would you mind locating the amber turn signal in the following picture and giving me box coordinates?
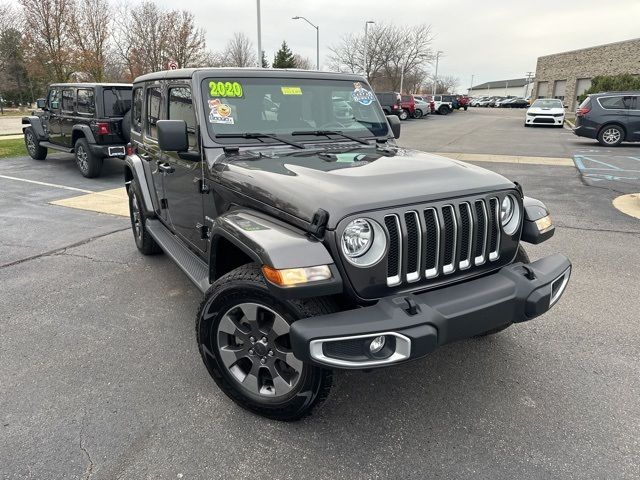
[262,265,332,287]
[535,215,553,234]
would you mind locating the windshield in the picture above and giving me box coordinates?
[531,99,563,109]
[103,88,132,117]
[201,77,389,143]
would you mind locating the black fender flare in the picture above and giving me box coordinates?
[210,210,342,298]
[124,154,156,216]
[521,196,555,244]
[21,116,46,140]
[71,125,96,145]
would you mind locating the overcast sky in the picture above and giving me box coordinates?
[9,0,640,91]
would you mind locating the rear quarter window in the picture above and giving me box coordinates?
[103,88,133,117]
[77,89,95,115]
[598,96,625,110]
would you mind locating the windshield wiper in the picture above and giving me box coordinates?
[291,130,370,146]
[216,132,305,149]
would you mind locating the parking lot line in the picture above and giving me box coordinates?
[49,187,129,217]
[439,152,574,166]
[0,173,95,194]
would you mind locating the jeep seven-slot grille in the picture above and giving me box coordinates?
[384,198,501,286]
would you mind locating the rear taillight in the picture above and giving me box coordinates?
[576,107,591,117]
[126,143,134,156]
[96,122,110,135]
[392,104,398,110]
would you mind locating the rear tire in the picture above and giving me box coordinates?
[24,127,47,160]
[196,263,338,421]
[597,125,624,147]
[121,110,132,143]
[414,109,423,119]
[439,106,450,115]
[74,137,103,178]
[475,245,530,337]
[399,109,409,120]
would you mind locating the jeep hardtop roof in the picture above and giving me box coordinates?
[133,68,366,85]
[48,83,132,88]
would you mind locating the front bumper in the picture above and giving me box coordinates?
[525,115,564,126]
[290,254,571,369]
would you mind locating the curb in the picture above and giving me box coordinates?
[613,193,640,220]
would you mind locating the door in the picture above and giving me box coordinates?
[164,84,207,252]
[46,88,63,145]
[626,96,640,140]
[141,85,167,221]
[60,88,75,147]
[598,95,629,130]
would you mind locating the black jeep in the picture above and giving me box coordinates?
[22,83,132,177]
[124,68,571,421]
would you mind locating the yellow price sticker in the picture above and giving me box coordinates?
[281,86,302,95]
[209,80,244,98]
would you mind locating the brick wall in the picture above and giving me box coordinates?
[532,38,640,111]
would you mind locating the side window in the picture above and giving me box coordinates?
[77,89,95,115]
[599,96,625,109]
[61,89,75,112]
[48,89,61,110]
[622,96,634,109]
[633,96,640,110]
[146,87,162,139]
[132,87,142,133]
[168,86,196,148]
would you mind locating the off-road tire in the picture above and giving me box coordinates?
[74,137,103,178]
[24,127,47,160]
[127,180,161,255]
[196,263,338,421]
[438,106,450,115]
[399,109,409,120]
[121,110,132,143]
[475,245,531,337]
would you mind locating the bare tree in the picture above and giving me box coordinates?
[292,53,312,70]
[422,75,460,94]
[165,10,207,68]
[327,23,434,92]
[222,32,256,67]
[19,0,76,82]
[70,0,110,81]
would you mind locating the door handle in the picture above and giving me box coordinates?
[158,163,175,174]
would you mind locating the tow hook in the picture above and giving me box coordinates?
[393,296,420,316]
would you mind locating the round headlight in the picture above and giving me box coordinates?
[501,196,514,225]
[341,218,373,258]
[501,194,521,236]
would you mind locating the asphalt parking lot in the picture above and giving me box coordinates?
[1,109,639,479]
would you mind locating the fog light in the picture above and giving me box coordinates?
[369,336,386,354]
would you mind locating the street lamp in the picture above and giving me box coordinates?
[292,16,319,70]
[432,50,443,95]
[364,20,375,80]
[256,0,262,67]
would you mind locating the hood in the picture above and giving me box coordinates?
[210,146,515,229]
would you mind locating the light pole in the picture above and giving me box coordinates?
[432,50,443,94]
[364,20,375,80]
[292,16,319,70]
[256,0,262,67]
[469,74,474,95]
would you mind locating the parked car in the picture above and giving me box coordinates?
[504,98,529,109]
[124,67,570,420]
[22,83,132,177]
[573,92,640,146]
[400,94,416,120]
[432,94,454,115]
[525,98,565,127]
[494,97,515,108]
[471,97,489,107]
[456,96,469,110]
[477,97,494,107]
[375,91,403,118]
[412,96,430,118]
[415,94,436,114]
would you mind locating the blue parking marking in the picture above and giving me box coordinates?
[573,154,640,185]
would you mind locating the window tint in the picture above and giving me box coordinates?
[48,89,61,110]
[77,89,95,114]
[146,87,162,138]
[61,89,74,112]
[103,88,133,117]
[169,87,196,148]
[132,88,142,133]
[598,96,626,109]
[633,96,640,110]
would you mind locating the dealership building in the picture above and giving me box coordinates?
[531,37,640,111]
[468,78,534,98]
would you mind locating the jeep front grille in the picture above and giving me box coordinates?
[384,198,502,286]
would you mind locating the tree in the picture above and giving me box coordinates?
[222,32,256,67]
[70,0,110,81]
[261,50,269,68]
[422,75,459,94]
[292,53,312,70]
[272,41,296,68]
[0,28,32,104]
[165,10,208,68]
[578,74,640,103]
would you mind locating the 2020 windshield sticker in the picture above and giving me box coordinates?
[208,99,235,125]
[351,82,375,105]
[281,86,302,95]
[209,80,243,98]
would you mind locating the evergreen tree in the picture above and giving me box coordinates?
[272,41,296,68]
[261,50,269,68]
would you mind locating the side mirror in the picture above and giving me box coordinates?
[36,98,46,109]
[386,114,401,139]
[157,120,189,152]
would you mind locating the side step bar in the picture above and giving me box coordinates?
[39,141,74,153]
[145,219,210,293]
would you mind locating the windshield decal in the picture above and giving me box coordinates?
[281,86,302,95]
[208,99,235,124]
[209,80,244,98]
[351,82,375,106]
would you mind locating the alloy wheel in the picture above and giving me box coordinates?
[216,302,303,398]
[130,191,142,240]
[76,145,89,173]
[25,131,36,155]
[602,128,621,145]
